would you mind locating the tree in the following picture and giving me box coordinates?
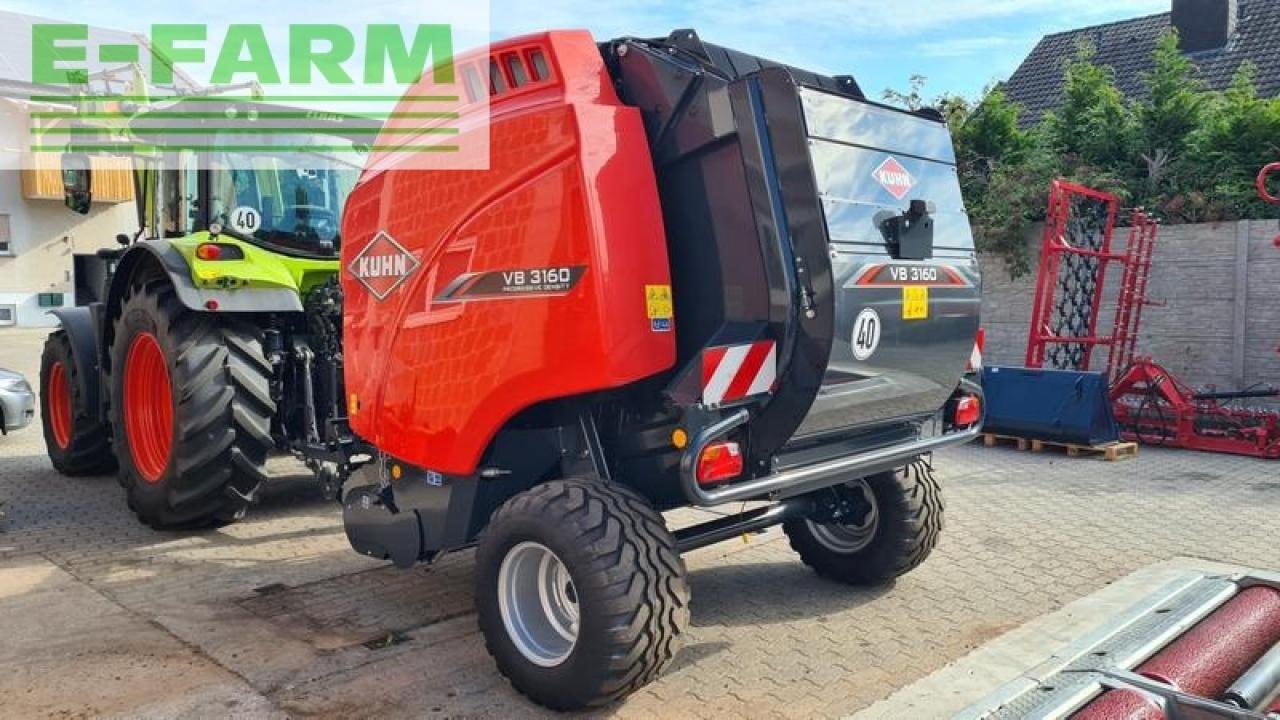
[1045,41,1137,168]
[1186,63,1280,220]
[1135,30,1205,200]
[955,87,1027,168]
[882,74,928,110]
[1137,30,1204,161]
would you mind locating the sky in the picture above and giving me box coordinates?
[1,0,1173,101]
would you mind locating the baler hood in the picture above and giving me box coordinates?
[608,30,980,464]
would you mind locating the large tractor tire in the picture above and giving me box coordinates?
[784,459,943,586]
[109,278,276,530]
[40,330,116,475]
[474,479,690,711]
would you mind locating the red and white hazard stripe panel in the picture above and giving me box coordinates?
[701,341,777,407]
[966,328,985,373]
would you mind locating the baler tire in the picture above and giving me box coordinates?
[40,330,117,476]
[785,459,943,586]
[109,279,276,530]
[474,478,690,711]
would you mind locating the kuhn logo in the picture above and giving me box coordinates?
[348,231,420,301]
[872,156,915,200]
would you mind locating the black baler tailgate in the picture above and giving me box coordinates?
[793,88,980,439]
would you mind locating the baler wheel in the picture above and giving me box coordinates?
[474,478,690,711]
[40,330,117,475]
[784,459,943,585]
[110,278,275,529]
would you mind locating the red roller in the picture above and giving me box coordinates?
[1074,586,1280,720]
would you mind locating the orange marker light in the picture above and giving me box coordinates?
[671,428,689,449]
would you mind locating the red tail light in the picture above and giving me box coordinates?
[955,395,981,428]
[696,441,743,486]
[195,243,245,261]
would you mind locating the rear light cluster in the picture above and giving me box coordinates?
[695,441,743,486]
[954,395,981,428]
[195,243,245,261]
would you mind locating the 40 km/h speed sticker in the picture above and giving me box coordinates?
[229,206,262,235]
[852,308,881,361]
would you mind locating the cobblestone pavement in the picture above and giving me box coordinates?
[1,327,1277,718]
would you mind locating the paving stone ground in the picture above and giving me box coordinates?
[1,327,1276,719]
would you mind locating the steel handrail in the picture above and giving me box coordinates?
[679,383,984,507]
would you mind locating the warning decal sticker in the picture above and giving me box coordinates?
[646,284,674,331]
[902,286,929,320]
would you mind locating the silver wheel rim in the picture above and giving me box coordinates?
[497,541,579,667]
[806,480,879,553]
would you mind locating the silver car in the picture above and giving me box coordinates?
[0,368,35,434]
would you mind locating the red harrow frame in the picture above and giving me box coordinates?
[1025,178,1280,459]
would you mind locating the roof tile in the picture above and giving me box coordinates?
[1004,0,1280,126]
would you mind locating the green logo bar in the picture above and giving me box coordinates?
[23,17,488,169]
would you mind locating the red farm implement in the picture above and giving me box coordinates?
[1025,179,1280,459]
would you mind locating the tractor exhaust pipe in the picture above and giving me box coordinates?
[674,497,815,553]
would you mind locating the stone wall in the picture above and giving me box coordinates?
[980,219,1280,394]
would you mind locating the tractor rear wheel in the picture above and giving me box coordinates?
[474,479,690,711]
[784,459,943,585]
[40,330,116,475]
[109,278,276,529]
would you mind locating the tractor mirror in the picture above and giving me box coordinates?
[61,153,93,215]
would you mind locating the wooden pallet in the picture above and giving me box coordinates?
[982,433,1138,461]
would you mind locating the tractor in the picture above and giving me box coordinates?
[42,29,984,710]
[41,98,372,527]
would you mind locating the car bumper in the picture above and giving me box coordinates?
[1,388,36,433]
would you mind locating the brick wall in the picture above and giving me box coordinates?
[980,219,1280,395]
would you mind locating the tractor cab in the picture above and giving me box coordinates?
[58,99,371,260]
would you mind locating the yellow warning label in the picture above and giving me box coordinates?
[903,286,929,320]
[646,285,674,319]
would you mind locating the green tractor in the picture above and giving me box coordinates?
[41,99,371,528]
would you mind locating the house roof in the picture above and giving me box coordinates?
[1003,0,1280,127]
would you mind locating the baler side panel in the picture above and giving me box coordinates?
[343,32,674,475]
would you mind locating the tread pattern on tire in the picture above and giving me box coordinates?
[111,279,275,529]
[40,330,117,475]
[476,478,690,710]
[785,458,944,585]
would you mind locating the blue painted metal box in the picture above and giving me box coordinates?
[981,366,1120,446]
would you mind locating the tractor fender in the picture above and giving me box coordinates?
[108,240,305,314]
[48,305,104,420]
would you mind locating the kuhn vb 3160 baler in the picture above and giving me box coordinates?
[45,29,982,709]
[338,29,983,708]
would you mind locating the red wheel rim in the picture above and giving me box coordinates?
[123,332,173,484]
[48,361,73,450]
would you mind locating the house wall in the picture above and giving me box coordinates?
[0,102,137,328]
[981,219,1280,395]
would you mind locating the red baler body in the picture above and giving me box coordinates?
[341,31,675,474]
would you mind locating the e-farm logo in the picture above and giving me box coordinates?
[32,24,455,88]
[23,18,490,170]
